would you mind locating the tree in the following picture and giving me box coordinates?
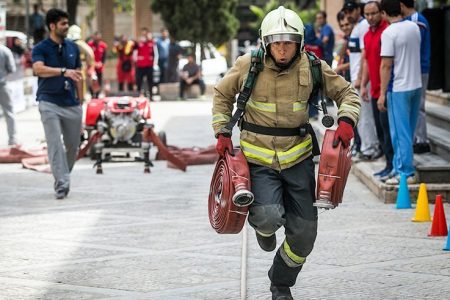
[67,0,79,25]
[151,0,239,46]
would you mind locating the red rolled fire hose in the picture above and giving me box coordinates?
[209,149,251,234]
[315,129,352,209]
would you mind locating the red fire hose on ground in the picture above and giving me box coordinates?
[0,128,217,173]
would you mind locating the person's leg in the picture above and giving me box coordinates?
[0,84,17,145]
[38,101,70,192]
[380,109,394,171]
[248,163,285,236]
[409,88,422,142]
[149,66,154,98]
[127,83,134,92]
[60,105,82,173]
[145,66,154,98]
[357,96,379,157]
[158,59,166,84]
[118,82,124,91]
[268,158,318,288]
[414,74,429,144]
[388,90,416,177]
[179,79,187,99]
[371,97,383,147]
[198,79,206,95]
[387,92,399,175]
[136,67,144,94]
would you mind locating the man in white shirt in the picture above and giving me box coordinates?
[344,0,380,160]
[379,0,422,185]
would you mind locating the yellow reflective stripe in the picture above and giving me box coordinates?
[212,113,231,124]
[240,140,274,164]
[248,99,276,112]
[283,240,306,264]
[293,101,307,112]
[338,103,359,116]
[277,137,312,165]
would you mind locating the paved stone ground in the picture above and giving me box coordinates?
[1,100,449,300]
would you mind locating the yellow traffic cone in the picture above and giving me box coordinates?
[412,183,431,222]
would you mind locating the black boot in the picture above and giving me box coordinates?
[270,283,293,300]
[256,231,276,252]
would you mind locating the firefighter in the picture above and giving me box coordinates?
[212,6,360,299]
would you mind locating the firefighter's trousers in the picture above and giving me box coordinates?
[248,157,318,287]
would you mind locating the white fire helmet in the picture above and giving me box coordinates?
[260,6,305,53]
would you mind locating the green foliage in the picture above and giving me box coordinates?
[114,0,134,13]
[249,0,319,35]
[151,0,239,46]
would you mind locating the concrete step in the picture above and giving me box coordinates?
[311,119,450,204]
[415,152,450,183]
[426,101,450,129]
[428,123,450,161]
[352,159,450,204]
[426,90,450,106]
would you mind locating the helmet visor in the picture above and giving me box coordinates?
[264,33,302,46]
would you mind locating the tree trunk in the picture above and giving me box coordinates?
[67,0,79,25]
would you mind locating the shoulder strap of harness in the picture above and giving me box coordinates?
[306,51,323,103]
[223,48,264,135]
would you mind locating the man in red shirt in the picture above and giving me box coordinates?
[361,1,393,178]
[134,28,157,99]
[88,32,107,98]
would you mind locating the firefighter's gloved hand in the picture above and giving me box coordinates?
[216,134,233,156]
[333,119,354,148]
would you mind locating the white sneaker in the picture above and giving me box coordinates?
[385,175,416,185]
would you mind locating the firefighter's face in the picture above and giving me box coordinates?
[269,41,297,66]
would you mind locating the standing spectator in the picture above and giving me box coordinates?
[167,36,182,83]
[156,29,170,84]
[304,24,323,59]
[113,35,135,92]
[400,0,431,154]
[315,11,335,67]
[379,0,421,185]
[0,41,17,146]
[32,8,83,199]
[360,1,394,179]
[344,0,380,160]
[134,28,158,98]
[29,4,46,44]
[334,11,353,82]
[336,11,360,156]
[88,32,107,98]
[179,54,205,100]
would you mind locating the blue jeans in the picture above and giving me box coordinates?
[387,88,421,177]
